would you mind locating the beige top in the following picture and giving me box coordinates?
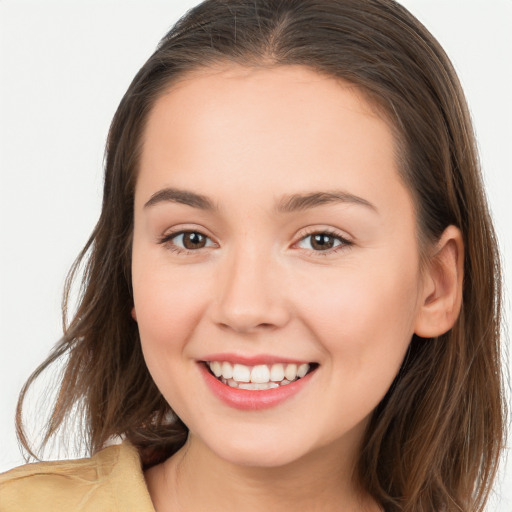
[0,442,155,512]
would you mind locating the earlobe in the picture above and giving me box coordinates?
[131,307,138,322]
[414,225,464,338]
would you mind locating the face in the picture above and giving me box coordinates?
[132,64,427,469]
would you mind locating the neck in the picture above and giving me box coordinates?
[145,433,379,512]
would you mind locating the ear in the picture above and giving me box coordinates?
[131,306,138,322]
[414,225,464,338]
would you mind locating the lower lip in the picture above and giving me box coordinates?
[199,363,315,410]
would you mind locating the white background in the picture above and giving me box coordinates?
[0,1,511,509]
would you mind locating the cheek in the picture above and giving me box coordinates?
[132,262,208,364]
[132,267,212,412]
[295,261,422,430]
[297,258,421,365]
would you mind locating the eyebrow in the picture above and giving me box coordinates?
[144,188,217,210]
[275,190,377,214]
[144,187,377,214]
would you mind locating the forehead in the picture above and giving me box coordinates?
[148,64,386,135]
[136,64,409,219]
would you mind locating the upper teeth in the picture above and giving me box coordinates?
[207,361,310,384]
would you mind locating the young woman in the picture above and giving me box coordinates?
[0,1,506,511]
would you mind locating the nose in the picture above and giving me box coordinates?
[210,243,291,334]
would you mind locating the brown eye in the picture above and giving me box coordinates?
[310,233,336,250]
[173,231,207,250]
[181,232,207,249]
[159,230,216,254]
[296,230,351,255]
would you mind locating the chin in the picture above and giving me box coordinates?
[195,424,321,469]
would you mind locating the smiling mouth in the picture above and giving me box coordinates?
[203,361,319,390]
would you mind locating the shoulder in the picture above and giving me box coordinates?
[0,442,155,512]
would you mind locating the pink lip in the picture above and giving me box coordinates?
[198,362,316,411]
[200,353,310,366]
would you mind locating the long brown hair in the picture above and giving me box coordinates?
[17,1,505,510]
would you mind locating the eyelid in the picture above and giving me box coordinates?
[292,227,353,256]
[158,227,218,255]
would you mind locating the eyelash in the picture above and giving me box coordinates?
[158,228,352,257]
[296,228,353,256]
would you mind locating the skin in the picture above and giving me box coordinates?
[131,64,464,511]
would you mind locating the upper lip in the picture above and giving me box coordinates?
[199,353,315,366]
